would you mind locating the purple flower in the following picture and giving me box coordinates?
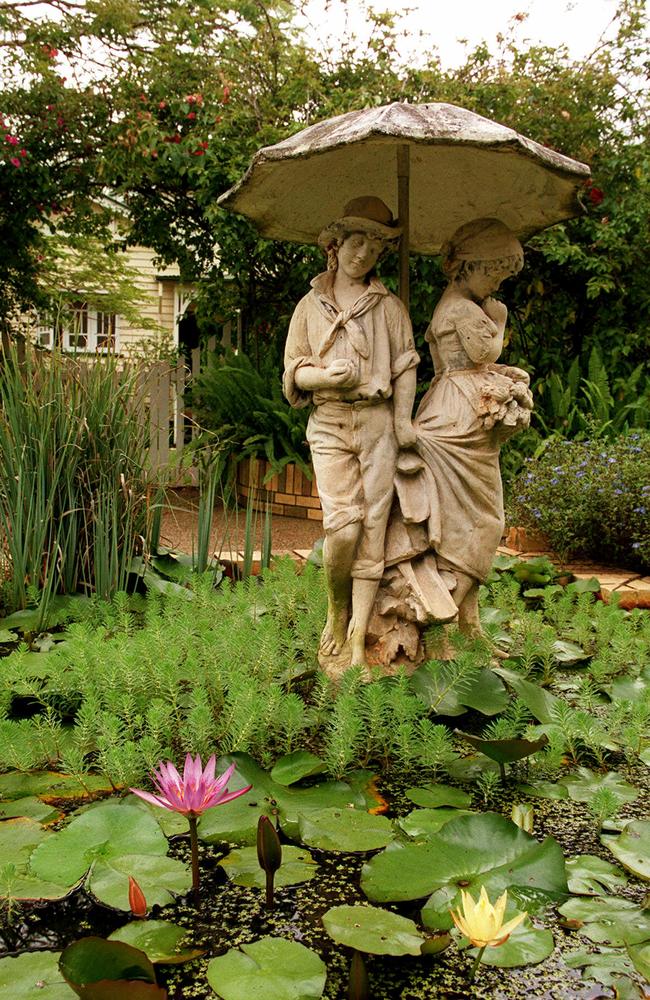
[632,542,640,550]
[132,755,252,905]
[634,506,647,514]
[131,754,251,818]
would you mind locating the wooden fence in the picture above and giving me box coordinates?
[133,339,219,476]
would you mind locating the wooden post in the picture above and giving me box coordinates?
[397,144,410,310]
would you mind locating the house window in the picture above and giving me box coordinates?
[36,301,118,352]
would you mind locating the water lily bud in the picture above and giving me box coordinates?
[257,814,282,875]
[128,876,147,918]
[511,803,534,833]
[347,950,369,1000]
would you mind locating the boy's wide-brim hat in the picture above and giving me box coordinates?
[318,196,402,248]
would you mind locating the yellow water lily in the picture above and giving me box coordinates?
[450,886,527,948]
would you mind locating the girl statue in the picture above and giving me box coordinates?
[368,218,534,666]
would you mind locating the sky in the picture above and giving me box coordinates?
[296,0,628,68]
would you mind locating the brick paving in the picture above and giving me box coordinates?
[162,489,650,608]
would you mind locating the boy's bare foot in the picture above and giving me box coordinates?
[320,606,349,656]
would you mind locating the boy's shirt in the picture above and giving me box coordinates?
[284,271,418,408]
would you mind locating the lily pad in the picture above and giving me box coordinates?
[206,937,326,1000]
[627,940,650,982]
[493,668,561,724]
[271,752,327,786]
[199,754,374,846]
[0,871,74,901]
[0,628,17,643]
[219,845,317,888]
[87,853,191,910]
[297,807,393,852]
[0,816,50,865]
[609,666,650,702]
[404,785,472,809]
[516,781,568,801]
[558,896,650,946]
[361,813,567,926]
[29,801,189,908]
[552,639,589,665]
[0,596,91,633]
[602,820,650,881]
[0,820,73,900]
[455,731,548,767]
[399,808,475,838]
[560,768,638,805]
[446,756,500,782]
[411,664,508,716]
[127,795,189,838]
[0,796,62,824]
[565,947,637,988]
[468,919,554,968]
[0,951,71,998]
[109,921,205,964]
[0,951,76,1000]
[31,802,169,887]
[322,904,425,956]
[59,937,163,998]
[0,770,114,802]
[566,855,628,895]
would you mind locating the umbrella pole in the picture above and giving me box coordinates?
[397,144,410,309]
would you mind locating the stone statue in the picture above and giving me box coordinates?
[367,218,534,668]
[283,196,419,674]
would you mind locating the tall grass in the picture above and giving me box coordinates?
[0,345,152,618]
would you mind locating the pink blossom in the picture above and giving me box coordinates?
[10,156,20,167]
[6,135,18,145]
[130,754,251,818]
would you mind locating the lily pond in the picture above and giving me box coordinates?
[0,555,649,999]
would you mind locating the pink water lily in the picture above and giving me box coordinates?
[131,755,251,817]
[131,755,252,905]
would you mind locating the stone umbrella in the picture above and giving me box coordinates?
[217,101,591,308]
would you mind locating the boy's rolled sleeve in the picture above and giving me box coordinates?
[389,298,419,379]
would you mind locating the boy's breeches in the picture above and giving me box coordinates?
[306,399,398,581]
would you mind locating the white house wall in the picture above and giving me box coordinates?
[117,245,184,355]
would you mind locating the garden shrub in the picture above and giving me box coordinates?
[0,347,155,614]
[507,431,650,570]
[190,351,311,476]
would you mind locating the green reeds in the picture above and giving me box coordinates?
[0,345,152,617]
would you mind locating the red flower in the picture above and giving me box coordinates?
[19,148,27,157]
[10,156,21,167]
[186,111,196,120]
[192,148,205,156]
[158,100,167,110]
[6,135,18,145]
[128,876,147,918]
[589,186,604,205]
[223,85,230,102]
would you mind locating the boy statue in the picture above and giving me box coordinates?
[283,196,419,672]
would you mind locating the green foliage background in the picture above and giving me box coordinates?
[1,0,648,432]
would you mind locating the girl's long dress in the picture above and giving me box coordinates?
[381,296,532,623]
